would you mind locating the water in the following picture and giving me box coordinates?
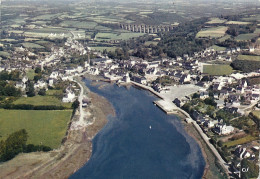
[70,80,205,179]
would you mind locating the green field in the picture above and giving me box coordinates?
[203,64,233,76]
[210,45,226,51]
[237,55,260,61]
[196,26,228,38]
[96,32,145,41]
[26,69,36,80]
[206,18,226,24]
[144,41,158,46]
[13,95,72,109]
[218,35,231,42]
[90,46,117,52]
[242,14,260,22]
[60,20,98,29]
[22,42,45,49]
[235,33,259,41]
[224,135,258,148]
[0,51,10,58]
[0,109,72,148]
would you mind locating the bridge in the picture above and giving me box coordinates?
[119,24,176,33]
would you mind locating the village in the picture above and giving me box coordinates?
[0,33,259,178]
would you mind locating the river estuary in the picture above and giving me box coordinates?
[70,79,205,179]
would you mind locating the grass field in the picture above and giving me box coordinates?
[22,43,45,49]
[26,69,36,80]
[0,51,10,58]
[242,14,260,22]
[203,64,233,76]
[225,21,251,25]
[224,135,258,148]
[206,18,226,24]
[235,33,259,41]
[196,26,228,38]
[218,35,231,42]
[13,95,72,109]
[0,109,72,148]
[96,32,145,41]
[210,45,226,51]
[90,46,117,52]
[60,20,97,29]
[252,111,260,119]
[237,55,260,61]
[144,41,158,46]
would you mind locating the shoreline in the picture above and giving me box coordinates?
[122,80,229,179]
[0,75,227,179]
[0,75,115,179]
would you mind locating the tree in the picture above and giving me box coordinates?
[38,88,46,96]
[0,129,28,161]
[34,67,41,74]
[72,99,80,110]
[26,81,35,97]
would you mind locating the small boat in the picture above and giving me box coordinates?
[149,125,152,129]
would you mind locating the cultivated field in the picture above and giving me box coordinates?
[196,26,228,38]
[95,32,145,41]
[203,64,233,76]
[0,109,72,149]
[235,33,259,41]
[225,21,251,25]
[206,18,226,24]
[13,95,72,109]
[210,45,226,51]
[22,43,45,49]
[224,135,258,148]
[237,55,260,61]
[218,35,231,42]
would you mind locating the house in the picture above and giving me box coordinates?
[132,76,147,85]
[179,74,191,84]
[34,80,47,89]
[22,76,28,83]
[50,71,59,79]
[15,81,26,91]
[62,89,76,103]
[200,91,209,99]
[203,120,215,128]
[249,46,255,52]
[123,73,131,83]
[234,146,251,159]
[173,98,181,107]
[213,123,234,135]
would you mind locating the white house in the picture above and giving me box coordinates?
[15,82,26,91]
[214,124,234,135]
[62,90,76,103]
[50,71,59,79]
[34,80,47,89]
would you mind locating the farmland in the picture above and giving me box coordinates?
[235,33,259,41]
[224,135,258,148]
[237,55,260,61]
[218,35,231,42]
[206,18,226,24]
[225,21,251,25]
[210,45,226,51]
[22,43,45,49]
[235,28,260,41]
[196,26,228,38]
[203,64,233,76]
[0,109,72,149]
[13,95,72,109]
